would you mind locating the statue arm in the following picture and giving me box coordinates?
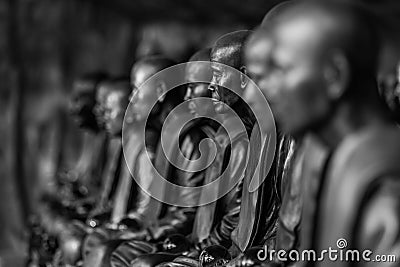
[147,136,206,242]
[119,151,157,231]
[199,140,248,250]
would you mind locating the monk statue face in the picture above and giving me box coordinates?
[208,31,251,114]
[184,83,213,117]
[379,61,400,122]
[103,90,129,136]
[129,63,165,122]
[94,83,111,129]
[184,62,214,117]
[208,62,242,114]
[244,31,275,118]
[69,79,98,131]
[268,15,332,137]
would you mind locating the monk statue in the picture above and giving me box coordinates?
[266,1,400,267]
[30,72,112,266]
[56,78,131,265]
[41,72,109,222]
[59,72,110,216]
[81,57,177,267]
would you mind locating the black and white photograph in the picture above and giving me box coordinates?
[0,0,399,266]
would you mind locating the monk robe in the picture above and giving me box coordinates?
[259,136,327,267]
[292,137,328,267]
[39,131,109,236]
[89,137,124,220]
[144,111,253,267]
[189,116,250,251]
[109,118,219,267]
[311,124,400,267]
[228,124,294,264]
[49,131,107,200]
[56,136,123,265]
[64,130,109,199]
[81,122,160,265]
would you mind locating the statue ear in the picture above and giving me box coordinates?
[240,66,248,89]
[324,50,350,101]
[156,81,167,102]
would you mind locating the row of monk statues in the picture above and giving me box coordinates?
[29,1,400,267]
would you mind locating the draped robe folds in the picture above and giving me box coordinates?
[141,116,252,267]
[72,131,109,194]
[110,122,160,225]
[190,115,249,250]
[56,137,122,265]
[92,137,123,216]
[109,119,220,267]
[230,122,294,254]
[81,122,160,265]
[38,131,109,236]
[269,136,328,267]
[146,120,218,241]
[311,125,400,267]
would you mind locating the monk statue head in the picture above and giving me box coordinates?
[128,55,177,123]
[103,78,131,137]
[244,1,296,125]
[267,1,382,140]
[69,72,108,132]
[209,30,251,114]
[94,79,114,130]
[184,48,215,117]
[378,60,400,123]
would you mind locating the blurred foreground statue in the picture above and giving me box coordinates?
[264,1,400,266]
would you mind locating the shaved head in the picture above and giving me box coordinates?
[208,31,252,114]
[102,77,131,136]
[185,48,213,116]
[70,72,108,130]
[133,56,175,73]
[266,0,383,137]
[244,27,273,85]
[245,0,295,91]
[130,55,176,90]
[129,55,185,122]
[189,48,211,62]
[186,48,212,82]
[273,1,380,85]
[211,30,251,70]
[101,77,131,98]
[261,1,295,27]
